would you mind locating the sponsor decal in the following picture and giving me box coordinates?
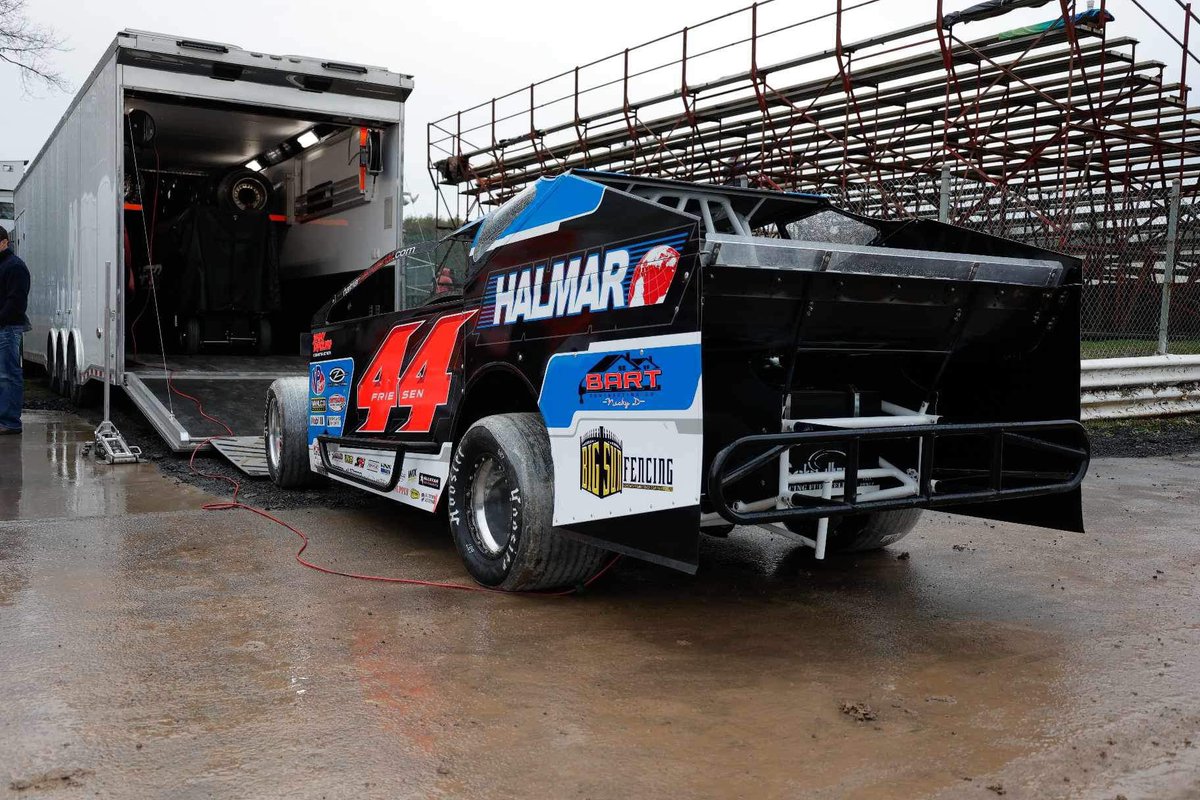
[420,491,438,504]
[480,232,688,328]
[309,358,355,439]
[366,459,381,473]
[627,245,679,308]
[578,352,662,409]
[312,331,333,355]
[309,414,326,426]
[343,454,354,465]
[580,426,624,499]
[410,488,420,500]
[407,468,417,480]
[380,463,392,476]
[789,449,877,493]
[540,340,701,428]
[579,426,674,499]
[624,455,674,493]
[355,456,366,468]
[419,473,441,490]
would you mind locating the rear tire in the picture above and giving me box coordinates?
[264,377,317,488]
[786,509,921,553]
[447,412,608,591]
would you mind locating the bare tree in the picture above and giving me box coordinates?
[0,0,66,92]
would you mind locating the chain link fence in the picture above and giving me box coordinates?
[811,173,1195,359]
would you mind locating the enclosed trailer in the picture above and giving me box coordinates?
[15,30,412,463]
[0,161,24,231]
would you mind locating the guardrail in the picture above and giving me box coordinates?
[1080,355,1200,420]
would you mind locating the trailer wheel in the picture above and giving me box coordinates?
[47,334,62,394]
[183,317,202,355]
[65,340,99,408]
[52,338,67,396]
[447,413,608,591]
[264,377,317,489]
[787,509,922,553]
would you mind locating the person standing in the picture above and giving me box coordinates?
[0,226,30,435]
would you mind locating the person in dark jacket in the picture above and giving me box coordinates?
[0,226,30,434]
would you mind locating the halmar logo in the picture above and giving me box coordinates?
[480,232,688,328]
[580,426,624,499]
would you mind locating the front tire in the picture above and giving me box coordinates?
[447,413,607,591]
[264,377,317,488]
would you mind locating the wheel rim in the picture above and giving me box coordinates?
[469,456,512,557]
[267,396,283,472]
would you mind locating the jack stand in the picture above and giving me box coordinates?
[88,420,141,465]
[84,259,141,466]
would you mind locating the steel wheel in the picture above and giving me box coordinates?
[469,456,513,557]
[266,394,284,474]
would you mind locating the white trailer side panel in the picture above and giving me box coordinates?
[18,53,120,379]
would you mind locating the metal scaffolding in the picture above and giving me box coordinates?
[429,0,1200,357]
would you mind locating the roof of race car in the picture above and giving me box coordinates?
[460,170,832,257]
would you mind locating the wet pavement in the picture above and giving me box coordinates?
[1,411,1198,799]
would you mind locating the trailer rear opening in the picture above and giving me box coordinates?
[16,31,413,464]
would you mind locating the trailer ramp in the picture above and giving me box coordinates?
[124,355,305,475]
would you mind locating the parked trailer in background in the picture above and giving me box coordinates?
[0,161,24,232]
[15,30,413,467]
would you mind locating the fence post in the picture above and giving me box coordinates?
[1157,180,1183,355]
[939,165,951,223]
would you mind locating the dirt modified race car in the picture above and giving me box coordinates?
[264,170,1090,590]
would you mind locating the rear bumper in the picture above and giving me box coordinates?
[707,420,1089,526]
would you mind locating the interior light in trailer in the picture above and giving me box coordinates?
[297,130,320,149]
[245,159,263,172]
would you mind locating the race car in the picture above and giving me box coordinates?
[264,170,1090,590]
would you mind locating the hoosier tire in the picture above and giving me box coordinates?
[264,377,318,488]
[447,412,608,591]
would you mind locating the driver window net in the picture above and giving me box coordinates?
[473,184,537,257]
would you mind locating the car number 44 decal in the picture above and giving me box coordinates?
[356,310,478,434]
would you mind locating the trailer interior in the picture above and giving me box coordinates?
[119,94,404,458]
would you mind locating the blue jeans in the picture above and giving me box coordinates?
[0,325,23,431]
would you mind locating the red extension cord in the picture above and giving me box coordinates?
[165,372,620,596]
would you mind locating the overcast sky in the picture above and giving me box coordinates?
[3,0,1186,216]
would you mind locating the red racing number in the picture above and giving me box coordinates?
[356,310,478,434]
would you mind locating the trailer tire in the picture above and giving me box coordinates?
[447,412,608,591]
[787,509,922,553]
[66,339,99,408]
[47,334,62,394]
[183,317,202,355]
[264,377,317,489]
[216,168,272,214]
[52,337,67,396]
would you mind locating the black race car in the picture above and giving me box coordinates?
[264,170,1089,590]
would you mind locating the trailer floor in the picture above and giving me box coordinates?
[2,407,1199,799]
